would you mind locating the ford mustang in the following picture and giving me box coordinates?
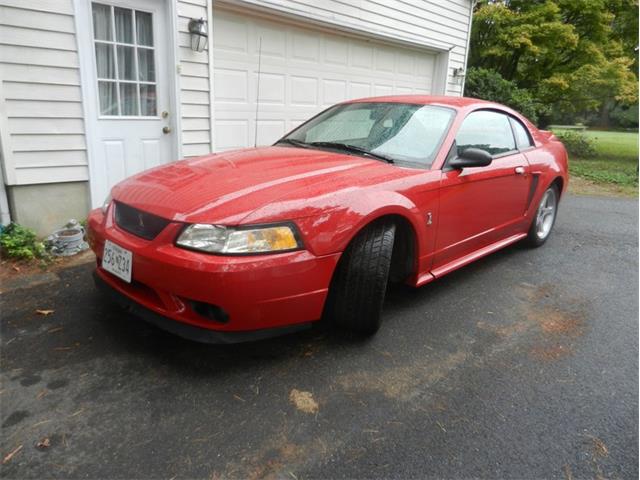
[87,96,568,343]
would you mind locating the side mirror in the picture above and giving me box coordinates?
[448,148,492,169]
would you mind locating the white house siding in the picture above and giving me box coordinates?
[222,0,472,97]
[177,0,213,157]
[0,0,89,186]
[0,0,471,233]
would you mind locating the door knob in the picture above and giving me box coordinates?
[514,166,525,175]
[162,126,171,134]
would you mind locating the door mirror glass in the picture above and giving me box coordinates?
[449,148,493,169]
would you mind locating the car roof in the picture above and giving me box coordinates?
[345,95,499,110]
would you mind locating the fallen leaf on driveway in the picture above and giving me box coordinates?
[36,437,50,449]
[2,444,22,464]
[36,309,54,316]
[289,389,318,414]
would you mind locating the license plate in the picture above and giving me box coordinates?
[102,240,132,283]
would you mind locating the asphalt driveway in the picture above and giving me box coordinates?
[1,194,638,479]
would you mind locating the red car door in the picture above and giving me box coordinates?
[432,110,532,272]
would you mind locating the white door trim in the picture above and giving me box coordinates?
[73,0,181,207]
[167,0,184,158]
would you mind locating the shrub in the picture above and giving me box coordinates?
[554,131,597,158]
[0,223,49,261]
[609,104,639,129]
[464,67,550,124]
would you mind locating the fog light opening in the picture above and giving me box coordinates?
[191,301,230,324]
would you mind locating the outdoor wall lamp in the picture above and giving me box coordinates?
[452,67,465,78]
[188,18,208,52]
[452,67,466,85]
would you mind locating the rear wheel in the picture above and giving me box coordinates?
[324,220,396,335]
[525,185,559,247]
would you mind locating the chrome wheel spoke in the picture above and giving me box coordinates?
[535,188,557,240]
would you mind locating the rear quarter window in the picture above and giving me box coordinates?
[510,117,534,149]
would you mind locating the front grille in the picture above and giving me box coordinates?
[114,202,170,240]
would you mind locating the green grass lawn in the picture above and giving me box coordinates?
[553,129,638,195]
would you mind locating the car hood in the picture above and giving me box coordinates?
[110,146,400,224]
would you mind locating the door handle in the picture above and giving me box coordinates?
[514,166,525,175]
[162,126,171,134]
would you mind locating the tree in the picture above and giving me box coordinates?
[467,0,639,126]
[464,67,549,122]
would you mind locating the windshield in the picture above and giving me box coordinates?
[278,102,455,168]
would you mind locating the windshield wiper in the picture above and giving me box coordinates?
[275,138,310,148]
[308,141,395,164]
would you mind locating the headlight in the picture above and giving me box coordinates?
[101,193,112,214]
[176,223,302,254]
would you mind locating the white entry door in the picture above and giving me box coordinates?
[85,0,176,206]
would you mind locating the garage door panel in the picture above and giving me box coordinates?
[213,13,248,52]
[214,68,248,103]
[291,32,320,62]
[375,47,396,73]
[215,119,249,151]
[256,26,286,58]
[396,85,414,94]
[322,79,348,105]
[258,72,286,105]
[397,52,416,75]
[416,55,435,76]
[349,81,372,99]
[324,38,348,65]
[350,43,374,69]
[212,9,437,149]
[290,76,318,106]
[256,119,286,145]
[374,84,394,96]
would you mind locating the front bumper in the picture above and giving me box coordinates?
[93,271,311,343]
[87,207,340,341]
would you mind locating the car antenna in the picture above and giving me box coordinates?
[254,36,262,148]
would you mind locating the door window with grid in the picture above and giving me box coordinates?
[92,3,157,117]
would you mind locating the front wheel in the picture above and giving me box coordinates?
[324,220,396,335]
[525,184,559,247]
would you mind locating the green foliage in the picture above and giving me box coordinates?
[0,223,49,261]
[464,67,549,123]
[571,160,638,186]
[559,129,639,189]
[468,0,639,125]
[554,130,597,157]
[609,104,639,128]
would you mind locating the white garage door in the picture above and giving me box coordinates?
[212,9,438,151]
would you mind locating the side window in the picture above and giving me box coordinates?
[456,111,516,156]
[510,117,533,149]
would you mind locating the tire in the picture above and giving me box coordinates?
[324,220,396,335]
[525,184,559,247]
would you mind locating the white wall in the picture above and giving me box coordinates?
[0,0,215,190]
[177,0,214,157]
[0,0,90,186]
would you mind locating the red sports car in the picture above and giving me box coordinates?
[87,96,568,343]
